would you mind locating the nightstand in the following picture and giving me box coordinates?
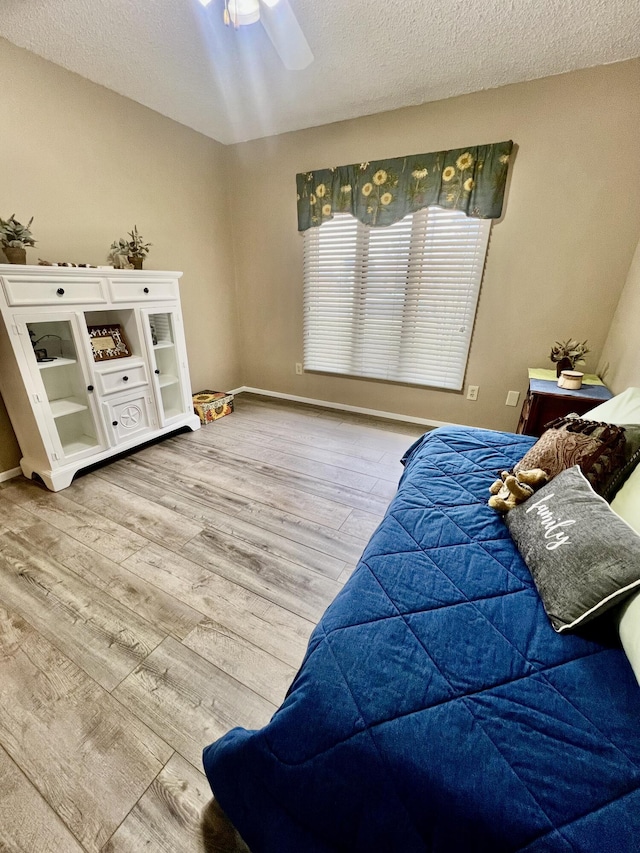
[516,369,613,437]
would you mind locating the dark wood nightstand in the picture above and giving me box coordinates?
[516,369,613,437]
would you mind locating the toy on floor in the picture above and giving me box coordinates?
[488,468,548,512]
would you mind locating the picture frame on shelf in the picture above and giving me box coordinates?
[87,324,131,361]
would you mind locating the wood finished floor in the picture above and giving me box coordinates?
[0,395,427,852]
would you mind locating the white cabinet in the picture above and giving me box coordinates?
[0,266,200,491]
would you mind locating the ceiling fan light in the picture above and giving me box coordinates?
[197,0,213,6]
[261,0,281,7]
[227,0,260,26]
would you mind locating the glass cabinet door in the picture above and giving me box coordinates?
[23,317,105,461]
[144,310,190,425]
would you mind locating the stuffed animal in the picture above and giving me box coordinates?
[488,468,548,512]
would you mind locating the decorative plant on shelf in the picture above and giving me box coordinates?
[108,225,152,270]
[0,214,36,265]
[550,339,590,377]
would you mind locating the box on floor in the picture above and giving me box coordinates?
[192,390,234,424]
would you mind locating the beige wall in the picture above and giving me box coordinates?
[2,45,639,476]
[0,38,240,475]
[230,59,640,431]
[599,235,640,393]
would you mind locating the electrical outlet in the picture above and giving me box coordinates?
[295,363,303,375]
[505,390,520,407]
[467,385,479,401]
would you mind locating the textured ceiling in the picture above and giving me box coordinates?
[1,0,639,145]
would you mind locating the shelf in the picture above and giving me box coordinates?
[50,398,88,419]
[37,357,77,370]
[159,375,179,388]
[163,407,184,420]
[61,435,100,456]
[93,356,144,373]
[154,340,175,350]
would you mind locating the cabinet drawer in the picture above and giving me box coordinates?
[95,361,148,396]
[1,275,107,306]
[108,278,179,303]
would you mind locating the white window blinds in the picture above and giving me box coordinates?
[303,207,491,390]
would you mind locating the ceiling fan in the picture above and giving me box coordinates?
[198,0,314,70]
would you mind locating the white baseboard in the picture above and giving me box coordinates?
[2,387,446,486]
[233,386,454,429]
[0,466,21,483]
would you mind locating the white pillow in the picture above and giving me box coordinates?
[585,389,640,685]
[611,465,640,533]
[585,387,640,425]
[617,587,640,687]
[612,466,640,686]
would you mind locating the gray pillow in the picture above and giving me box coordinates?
[506,466,640,633]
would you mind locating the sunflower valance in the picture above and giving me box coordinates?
[296,140,513,231]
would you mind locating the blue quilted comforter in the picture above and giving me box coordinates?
[203,427,640,852]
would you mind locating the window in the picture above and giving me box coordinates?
[303,207,491,390]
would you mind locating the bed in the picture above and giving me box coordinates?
[202,424,640,852]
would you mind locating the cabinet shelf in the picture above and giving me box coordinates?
[50,398,89,419]
[61,435,100,456]
[154,340,175,350]
[38,357,77,369]
[158,374,179,388]
[164,406,184,420]
[93,355,141,370]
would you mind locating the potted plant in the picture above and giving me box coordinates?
[550,339,590,377]
[108,225,152,270]
[0,214,36,264]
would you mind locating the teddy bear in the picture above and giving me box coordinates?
[488,468,549,512]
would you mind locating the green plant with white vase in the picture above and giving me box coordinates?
[0,214,36,264]
[108,225,152,269]
[549,338,590,377]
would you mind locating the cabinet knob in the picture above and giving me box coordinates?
[87,385,94,392]
[122,375,129,382]
[154,369,160,375]
[56,287,65,296]
[112,420,118,426]
[143,287,149,294]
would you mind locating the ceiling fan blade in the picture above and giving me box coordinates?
[259,0,313,70]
